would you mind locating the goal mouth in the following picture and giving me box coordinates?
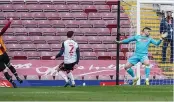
[122,0,174,85]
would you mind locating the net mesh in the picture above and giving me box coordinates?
[121,0,174,85]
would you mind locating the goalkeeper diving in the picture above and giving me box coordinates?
[115,27,165,85]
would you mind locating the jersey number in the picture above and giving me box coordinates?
[69,45,74,56]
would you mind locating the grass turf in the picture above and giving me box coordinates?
[0,85,173,101]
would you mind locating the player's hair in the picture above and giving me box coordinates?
[142,27,151,31]
[67,31,74,38]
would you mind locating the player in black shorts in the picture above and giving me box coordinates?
[51,31,80,87]
[0,18,23,88]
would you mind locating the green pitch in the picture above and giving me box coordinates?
[0,85,173,101]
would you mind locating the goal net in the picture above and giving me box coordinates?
[121,0,174,85]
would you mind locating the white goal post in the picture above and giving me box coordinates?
[136,0,174,85]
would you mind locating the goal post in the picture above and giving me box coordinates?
[136,0,174,85]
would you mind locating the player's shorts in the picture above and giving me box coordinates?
[0,52,10,72]
[58,62,76,71]
[128,54,149,65]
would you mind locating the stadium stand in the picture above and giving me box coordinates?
[0,0,173,82]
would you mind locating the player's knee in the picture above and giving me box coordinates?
[124,63,132,70]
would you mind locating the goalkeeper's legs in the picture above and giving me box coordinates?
[125,63,135,78]
[124,62,138,85]
[143,59,150,85]
[125,55,140,85]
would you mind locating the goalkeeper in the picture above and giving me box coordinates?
[115,27,164,85]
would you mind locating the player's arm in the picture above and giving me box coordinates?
[150,38,162,46]
[115,36,136,44]
[0,18,13,36]
[75,47,80,64]
[51,43,64,60]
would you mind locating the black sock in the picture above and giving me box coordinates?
[9,66,19,78]
[4,72,13,83]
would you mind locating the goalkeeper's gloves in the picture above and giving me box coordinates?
[115,40,121,44]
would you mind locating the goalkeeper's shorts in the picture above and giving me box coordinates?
[58,62,76,71]
[128,54,148,65]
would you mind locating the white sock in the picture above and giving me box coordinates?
[67,72,75,85]
[58,71,68,83]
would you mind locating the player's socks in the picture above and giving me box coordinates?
[8,66,18,77]
[67,72,75,85]
[145,66,150,80]
[145,66,150,85]
[145,79,149,85]
[4,72,17,88]
[126,68,135,78]
[4,72,13,83]
[8,66,23,83]
[58,71,69,83]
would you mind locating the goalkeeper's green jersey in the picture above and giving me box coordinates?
[121,35,162,55]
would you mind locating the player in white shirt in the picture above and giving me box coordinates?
[51,31,80,87]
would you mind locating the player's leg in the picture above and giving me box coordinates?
[141,55,150,85]
[126,55,139,78]
[124,62,135,78]
[57,62,69,87]
[59,70,70,87]
[64,63,76,87]
[66,70,75,87]
[0,62,17,88]
[162,40,168,62]
[126,55,140,85]
[3,52,23,83]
